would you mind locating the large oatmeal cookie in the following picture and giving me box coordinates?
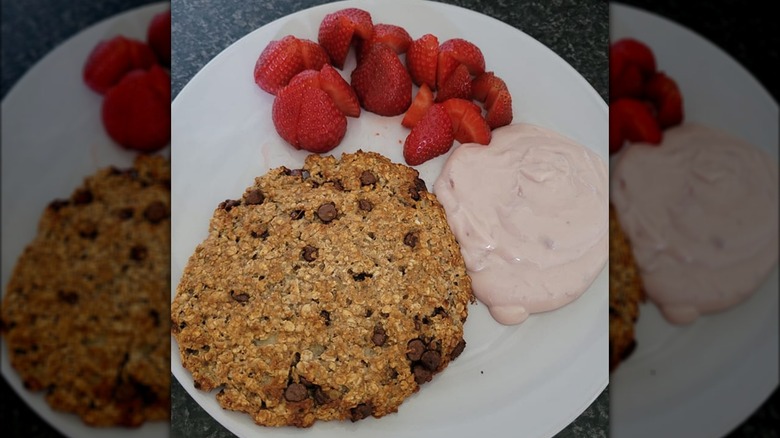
[172,151,472,427]
[1,155,171,426]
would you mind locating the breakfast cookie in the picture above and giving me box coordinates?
[609,204,644,371]
[172,150,472,427]
[1,155,171,426]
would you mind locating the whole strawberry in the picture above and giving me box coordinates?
[403,104,454,166]
[101,65,171,152]
[351,44,411,116]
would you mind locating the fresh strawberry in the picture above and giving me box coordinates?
[471,71,506,102]
[436,51,460,91]
[357,23,412,61]
[611,38,656,78]
[83,36,157,95]
[351,44,411,116]
[403,104,454,166]
[401,83,434,128]
[609,104,625,154]
[436,63,471,102]
[610,62,644,101]
[485,88,513,129]
[644,72,684,128]
[298,39,329,70]
[439,38,485,76]
[610,98,662,145]
[147,8,171,67]
[318,64,360,117]
[318,8,373,69]
[101,65,170,152]
[406,34,439,89]
[442,98,491,145]
[253,35,305,95]
[272,78,347,153]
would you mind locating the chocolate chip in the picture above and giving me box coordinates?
[245,189,265,205]
[144,201,168,223]
[403,232,418,248]
[413,364,433,385]
[421,350,441,371]
[350,403,373,422]
[317,202,338,223]
[117,207,134,220]
[406,339,425,361]
[130,245,148,261]
[320,310,331,326]
[333,179,345,191]
[218,199,240,212]
[414,177,427,192]
[57,290,79,305]
[451,339,466,360]
[358,199,373,212]
[360,170,377,186]
[409,186,420,201]
[73,189,93,205]
[352,272,372,281]
[301,245,318,262]
[48,199,70,211]
[372,326,387,346]
[290,209,304,220]
[79,223,98,239]
[299,376,313,387]
[313,387,330,404]
[284,383,308,402]
[230,290,249,303]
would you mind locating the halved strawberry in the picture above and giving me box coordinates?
[272,77,347,153]
[101,65,170,152]
[402,83,434,128]
[357,23,412,61]
[351,44,411,116]
[610,98,662,145]
[318,64,360,117]
[298,39,329,70]
[439,38,485,76]
[253,35,305,95]
[485,88,513,129]
[83,36,157,95]
[644,72,684,128]
[611,38,656,78]
[436,64,471,102]
[471,71,506,102]
[436,51,460,91]
[406,34,439,89]
[147,8,171,67]
[442,98,491,145]
[403,104,454,166]
[611,62,644,101]
[318,8,373,69]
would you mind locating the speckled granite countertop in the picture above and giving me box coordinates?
[169,0,609,436]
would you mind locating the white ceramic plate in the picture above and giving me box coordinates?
[171,1,608,437]
[0,3,170,438]
[609,4,779,438]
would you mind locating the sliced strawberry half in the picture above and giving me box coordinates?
[402,83,434,129]
[436,64,471,102]
[471,71,506,102]
[403,104,454,166]
[472,72,513,129]
[253,35,305,95]
[298,39,330,70]
[485,88,513,129]
[611,98,662,145]
[406,34,439,90]
[351,43,411,116]
[644,72,684,129]
[318,7,373,69]
[442,98,491,145]
[318,64,360,117]
[439,38,485,76]
[358,23,412,61]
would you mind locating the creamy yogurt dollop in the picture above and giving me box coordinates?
[434,123,609,325]
[611,123,779,324]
